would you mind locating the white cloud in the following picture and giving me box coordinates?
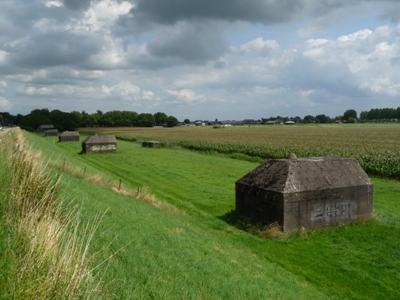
[165,89,205,104]
[0,96,11,110]
[43,1,63,8]
[0,50,8,64]
[16,84,98,97]
[337,29,373,42]
[102,82,141,99]
[233,38,279,56]
[71,0,133,33]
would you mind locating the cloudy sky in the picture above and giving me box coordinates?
[1,0,400,120]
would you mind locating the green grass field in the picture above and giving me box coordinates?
[17,126,400,300]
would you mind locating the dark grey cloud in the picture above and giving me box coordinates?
[63,0,93,11]
[127,0,304,30]
[5,31,101,70]
[379,2,400,22]
[146,21,228,63]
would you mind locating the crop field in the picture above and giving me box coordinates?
[81,123,400,178]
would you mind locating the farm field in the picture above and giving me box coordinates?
[16,127,400,299]
[81,123,400,179]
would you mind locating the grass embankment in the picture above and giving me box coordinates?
[81,124,400,178]
[23,130,400,299]
[0,129,103,299]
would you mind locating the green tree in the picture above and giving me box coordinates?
[343,109,357,121]
[303,115,315,123]
[21,108,52,131]
[184,118,190,124]
[315,114,329,123]
[87,113,100,127]
[137,113,155,127]
[397,107,400,122]
[359,111,368,120]
[154,112,168,126]
[51,110,80,131]
[166,116,179,127]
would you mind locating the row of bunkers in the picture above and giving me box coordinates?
[44,129,117,154]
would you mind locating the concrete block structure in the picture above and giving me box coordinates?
[235,154,374,231]
[82,135,117,154]
[59,131,80,142]
[142,141,163,148]
[37,125,55,132]
[44,129,58,136]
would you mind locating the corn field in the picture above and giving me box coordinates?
[81,124,400,179]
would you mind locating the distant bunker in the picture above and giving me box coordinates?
[59,131,80,142]
[142,141,163,148]
[82,135,117,154]
[235,154,374,231]
[44,129,58,136]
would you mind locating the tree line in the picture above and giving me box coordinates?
[1,106,399,131]
[264,107,400,124]
[0,109,179,132]
[262,109,359,124]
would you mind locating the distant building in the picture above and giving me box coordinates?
[194,120,206,126]
[243,119,261,125]
[142,141,163,148]
[37,125,55,132]
[59,131,80,142]
[284,121,296,125]
[265,120,280,125]
[82,135,117,154]
[44,129,58,136]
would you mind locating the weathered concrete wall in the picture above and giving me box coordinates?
[84,144,117,153]
[59,131,80,142]
[82,135,117,154]
[44,129,58,136]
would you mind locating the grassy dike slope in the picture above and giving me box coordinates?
[24,131,400,299]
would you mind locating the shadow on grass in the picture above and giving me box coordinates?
[218,210,285,239]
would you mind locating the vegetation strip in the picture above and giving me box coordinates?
[0,128,103,299]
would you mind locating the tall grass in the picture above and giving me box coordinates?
[0,129,103,299]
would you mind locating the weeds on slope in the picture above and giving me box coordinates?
[0,129,104,299]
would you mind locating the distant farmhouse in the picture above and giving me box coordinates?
[82,135,117,154]
[59,131,80,142]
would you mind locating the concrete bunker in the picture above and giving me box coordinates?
[59,131,80,142]
[142,141,163,148]
[82,135,117,154]
[44,129,58,136]
[235,154,374,231]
